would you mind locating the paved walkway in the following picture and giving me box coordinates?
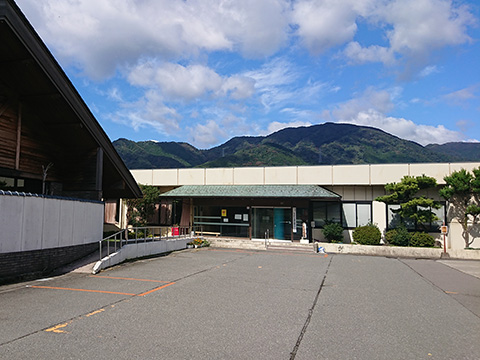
[1,248,479,359]
[438,259,480,279]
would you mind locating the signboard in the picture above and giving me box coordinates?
[292,207,297,233]
[441,225,448,235]
[221,209,227,217]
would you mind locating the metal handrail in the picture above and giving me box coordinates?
[99,226,191,261]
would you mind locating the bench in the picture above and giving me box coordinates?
[195,231,220,237]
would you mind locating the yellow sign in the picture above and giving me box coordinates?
[441,226,448,234]
[221,209,227,217]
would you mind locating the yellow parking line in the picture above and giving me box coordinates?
[86,309,105,317]
[45,322,71,333]
[137,282,176,296]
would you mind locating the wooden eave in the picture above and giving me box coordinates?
[0,0,141,198]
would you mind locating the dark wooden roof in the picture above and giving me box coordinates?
[0,0,141,198]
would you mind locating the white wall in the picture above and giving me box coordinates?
[0,193,104,253]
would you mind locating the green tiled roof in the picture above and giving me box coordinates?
[160,185,340,199]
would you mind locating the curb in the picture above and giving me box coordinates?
[209,238,480,260]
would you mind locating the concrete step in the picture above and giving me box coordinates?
[266,244,316,253]
[209,238,317,253]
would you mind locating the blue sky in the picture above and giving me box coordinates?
[17,0,480,149]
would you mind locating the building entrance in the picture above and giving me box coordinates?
[252,207,292,241]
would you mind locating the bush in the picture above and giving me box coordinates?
[386,226,411,247]
[322,222,344,243]
[353,223,381,245]
[384,229,397,245]
[409,232,435,247]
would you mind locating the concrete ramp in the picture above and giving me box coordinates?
[93,238,191,274]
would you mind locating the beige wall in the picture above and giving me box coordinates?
[130,163,480,250]
[132,162,480,187]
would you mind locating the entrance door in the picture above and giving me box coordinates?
[252,207,291,241]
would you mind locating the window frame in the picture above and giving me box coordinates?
[341,201,372,229]
[312,201,342,228]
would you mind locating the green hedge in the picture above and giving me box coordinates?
[385,227,435,247]
[353,224,381,245]
[409,232,435,247]
[385,226,410,247]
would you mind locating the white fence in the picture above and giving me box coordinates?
[0,192,104,253]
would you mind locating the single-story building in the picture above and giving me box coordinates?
[0,0,141,283]
[130,162,480,250]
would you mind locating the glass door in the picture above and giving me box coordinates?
[252,208,273,239]
[252,207,291,240]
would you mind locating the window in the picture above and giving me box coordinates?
[0,176,38,193]
[342,202,372,228]
[312,202,341,227]
[387,203,445,232]
[194,205,249,237]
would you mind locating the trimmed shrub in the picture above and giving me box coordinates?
[353,223,381,245]
[322,222,344,243]
[386,226,411,247]
[384,229,397,245]
[410,232,435,247]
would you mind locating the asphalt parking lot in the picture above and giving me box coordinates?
[1,248,479,360]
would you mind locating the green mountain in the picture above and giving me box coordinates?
[113,123,479,169]
[425,142,480,162]
[113,139,207,168]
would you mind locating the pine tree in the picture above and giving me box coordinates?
[376,175,440,231]
[439,168,480,248]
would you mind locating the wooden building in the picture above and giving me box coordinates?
[0,0,141,283]
[0,0,140,201]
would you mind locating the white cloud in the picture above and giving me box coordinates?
[293,0,476,73]
[266,121,313,135]
[220,76,256,100]
[17,0,476,80]
[381,0,475,56]
[332,87,395,120]
[128,61,256,101]
[17,0,289,79]
[443,85,479,104]
[344,42,395,65]
[216,0,290,57]
[346,0,476,71]
[292,0,374,54]
[329,87,466,145]
[419,65,440,77]
[244,58,301,111]
[244,58,329,112]
[130,62,222,100]
[188,120,228,149]
[106,87,124,102]
[110,90,180,134]
[337,110,464,145]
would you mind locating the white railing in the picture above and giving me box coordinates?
[99,226,191,261]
